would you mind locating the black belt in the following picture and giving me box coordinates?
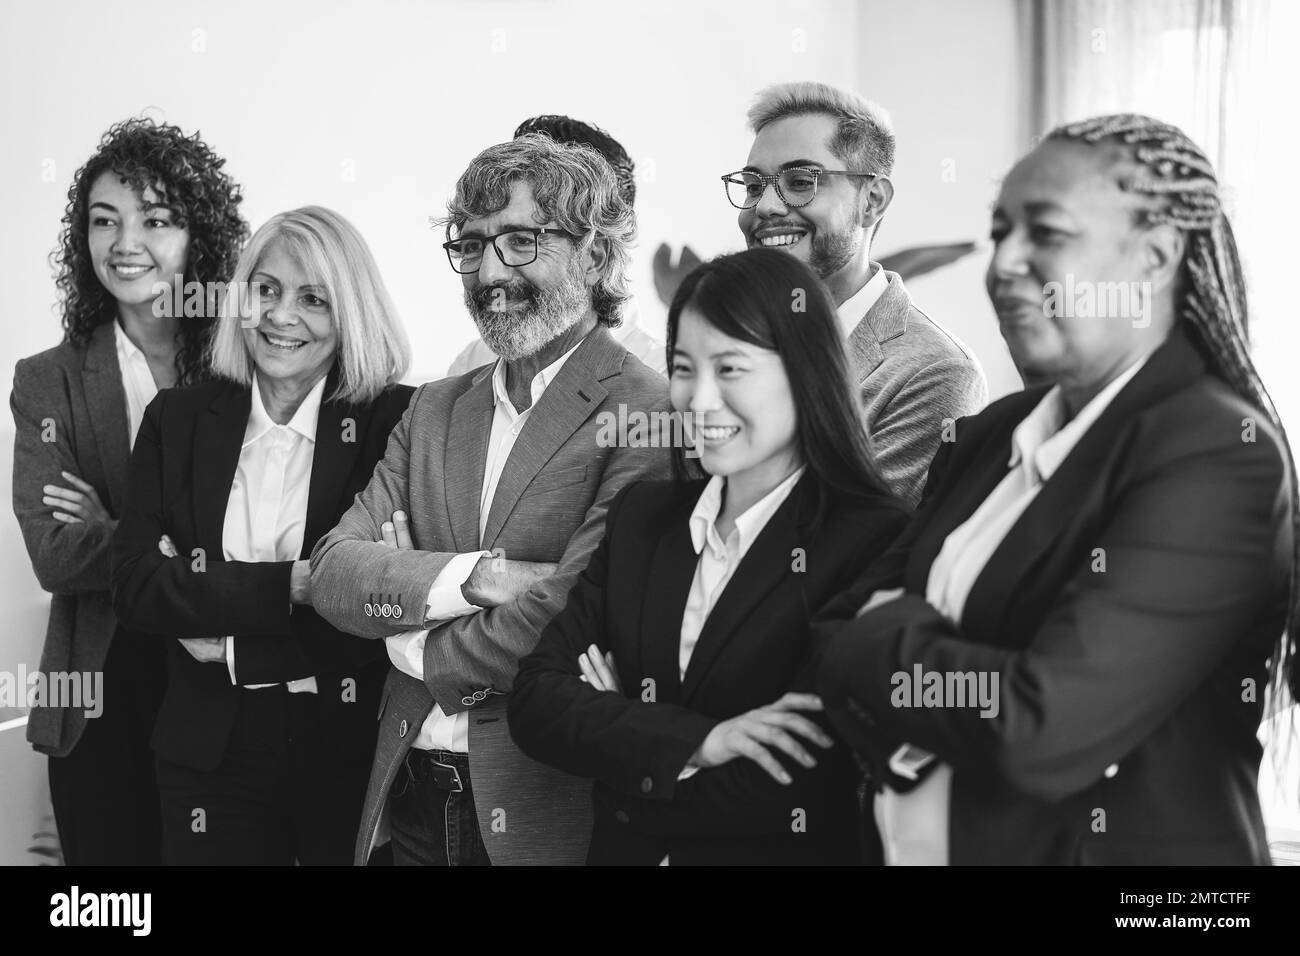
[406,748,470,793]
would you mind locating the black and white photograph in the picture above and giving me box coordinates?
[1,0,1297,933]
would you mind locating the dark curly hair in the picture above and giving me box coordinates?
[53,117,248,385]
[514,114,636,208]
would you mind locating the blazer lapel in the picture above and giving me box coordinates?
[81,322,132,515]
[480,328,618,550]
[679,473,814,704]
[193,382,250,558]
[444,366,495,551]
[902,407,1032,595]
[845,270,910,379]
[960,327,1208,644]
[636,492,700,706]
[301,363,360,557]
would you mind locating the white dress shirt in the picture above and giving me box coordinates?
[445,296,665,377]
[873,354,1150,865]
[835,263,888,339]
[385,337,585,752]
[113,320,159,450]
[682,466,806,681]
[221,371,328,693]
[661,465,805,864]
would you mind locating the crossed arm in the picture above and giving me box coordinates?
[309,388,674,713]
[509,487,842,839]
[11,359,118,594]
[816,435,1291,802]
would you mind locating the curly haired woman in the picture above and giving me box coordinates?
[9,116,247,865]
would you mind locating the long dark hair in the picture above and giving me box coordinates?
[665,248,892,522]
[1048,113,1297,703]
[53,117,248,385]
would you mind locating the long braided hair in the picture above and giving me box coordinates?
[1047,113,1297,709]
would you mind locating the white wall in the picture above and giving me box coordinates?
[0,0,1024,862]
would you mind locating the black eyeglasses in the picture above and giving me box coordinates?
[442,227,574,274]
[720,166,879,210]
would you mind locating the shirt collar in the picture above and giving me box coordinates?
[113,319,146,365]
[835,263,888,338]
[491,334,587,417]
[1009,355,1150,483]
[244,371,327,447]
[688,465,806,559]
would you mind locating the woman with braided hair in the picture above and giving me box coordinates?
[814,113,1295,865]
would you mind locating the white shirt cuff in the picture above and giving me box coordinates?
[677,764,700,782]
[425,551,491,622]
[385,629,429,682]
[225,636,238,685]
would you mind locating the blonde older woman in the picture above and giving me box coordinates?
[111,206,413,865]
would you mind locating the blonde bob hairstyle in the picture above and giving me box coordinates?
[208,206,411,404]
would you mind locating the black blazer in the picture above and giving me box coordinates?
[110,363,413,771]
[509,474,910,865]
[814,326,1291,865]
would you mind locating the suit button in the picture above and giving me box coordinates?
[461,696,475,707]
[614,810,630,824]
[1104,763,1119,779]
[640,776,654,794]
[398,720,408,738]
[364,603,374,617]
[393,605,403,619]
[473,690,487,701]
[381,603,393,618]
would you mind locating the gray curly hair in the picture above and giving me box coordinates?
[438,133,636,327]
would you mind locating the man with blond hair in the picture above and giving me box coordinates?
[723,81,986,505]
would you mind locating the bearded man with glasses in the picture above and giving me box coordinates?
[310,133,672,866]
[724,82,987,507]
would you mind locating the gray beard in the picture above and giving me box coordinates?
[465,266,591,361]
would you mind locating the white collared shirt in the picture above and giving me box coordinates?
[385,336,586,752]
[835,263,888,339]
[221,371,328,693]
[925,354,1150,624]
[660,465,805,865]
[682,466,806,680]
[113,320,159,450]
[872,353,1150,866]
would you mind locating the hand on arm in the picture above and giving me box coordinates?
[461,555,559,608]
[43,471,112,525]
[685,692,834,785]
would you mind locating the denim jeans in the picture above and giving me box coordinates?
[390,750,490,866]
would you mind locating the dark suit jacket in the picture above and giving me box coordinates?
[11,321,132,757]
[110,363,413,772]
[815,326,1291,865]
[308,326,672,865]
[509,474,911,865]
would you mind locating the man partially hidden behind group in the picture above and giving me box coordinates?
[310,133,671,866]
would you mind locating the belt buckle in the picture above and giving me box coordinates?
[431,757,464,793]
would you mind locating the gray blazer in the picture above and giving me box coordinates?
[847,271,988,507]
[309,326,672,865]
[10,321,130,757]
